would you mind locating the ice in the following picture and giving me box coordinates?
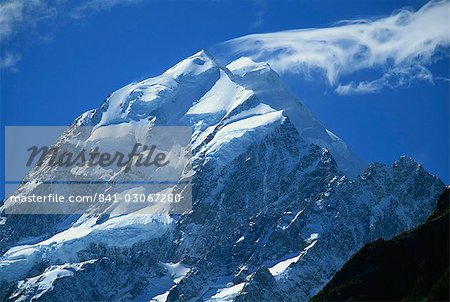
[161,262,190,283]
[204,110,284,164]
[208,282,245,301]
[144,262,190,302]
[0,214,173,282]
[305,233,319,244]
[227,56,366,178]
[186,70,252,116]
[10,260,96,302]
[269,240,318,276]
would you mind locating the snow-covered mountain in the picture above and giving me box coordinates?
[0,50,445,301]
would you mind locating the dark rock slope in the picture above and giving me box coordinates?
[312,188,449,302]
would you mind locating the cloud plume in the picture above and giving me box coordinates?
[221,0,450,95]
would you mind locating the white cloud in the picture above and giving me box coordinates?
[0,52,21,70]
[435,76,450,82]
[0,0,143,70]
[336,81,382,95]
[0,0,58,42]
[222,0,450,95]
[335,64,434,95]
[0,1,24,41]
[250,9,265,31]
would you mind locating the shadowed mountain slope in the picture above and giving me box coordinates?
[312,188,449,302]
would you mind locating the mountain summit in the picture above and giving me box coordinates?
[77,50,365,177]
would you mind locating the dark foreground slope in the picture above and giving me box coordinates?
[312,188,449,301]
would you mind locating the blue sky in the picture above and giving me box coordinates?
[1,0,449,196]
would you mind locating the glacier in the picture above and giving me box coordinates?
[0,50,445,301]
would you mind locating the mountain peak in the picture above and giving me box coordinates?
[163,49,218,78]
[73,50,366,177]
[393,155,420,170]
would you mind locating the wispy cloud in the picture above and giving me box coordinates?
[0,52,21,71]
[0,0,143,70]
[0,0,59,42]
[249,0,267,31]
[336,64,434,95]
[222,0,450,95]
[69,0,142,19]
[435,76,450,82]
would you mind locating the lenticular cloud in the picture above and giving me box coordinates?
[221,0,450,95]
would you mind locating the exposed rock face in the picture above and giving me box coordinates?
[312,188,449,302]
[0,51,445,301]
